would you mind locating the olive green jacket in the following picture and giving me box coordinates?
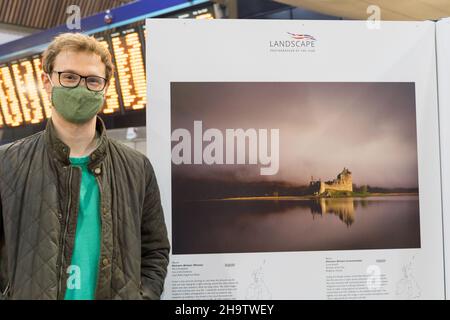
[0,117,170,300]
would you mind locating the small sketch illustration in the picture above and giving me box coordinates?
[396,256,421,299]
[245,261,272,300]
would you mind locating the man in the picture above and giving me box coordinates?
[0,33,170,300]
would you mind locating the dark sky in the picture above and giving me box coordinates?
[171,82,418,188]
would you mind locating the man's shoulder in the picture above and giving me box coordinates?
[0,131,45,159]
[0,131,45,176]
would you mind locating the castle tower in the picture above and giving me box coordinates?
[309,168,353,195]
[336,168,352,192]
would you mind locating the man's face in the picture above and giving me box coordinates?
[42,50,109,100]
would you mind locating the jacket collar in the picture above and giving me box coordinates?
[45,116,108,169]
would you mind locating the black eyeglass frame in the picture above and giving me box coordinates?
[51,70,108,92]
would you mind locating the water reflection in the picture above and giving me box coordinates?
[312,198,355,226]
[173,195,421,254]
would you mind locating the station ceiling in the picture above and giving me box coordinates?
[0,0,135,29]
[276,0,450,20]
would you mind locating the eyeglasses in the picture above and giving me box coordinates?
[52,71,107,92]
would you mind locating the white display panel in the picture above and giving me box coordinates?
[437,17,450,299]
[146,19,445,299]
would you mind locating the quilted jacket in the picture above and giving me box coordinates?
[0,117,170,300]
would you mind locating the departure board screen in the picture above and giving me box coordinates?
[169,5,215,19]
[0,3,216,129]
[111,27,146,111]
[0,64,23,127]
[97,36,121,114]
[0,102,3,128]
[11,58,47,124]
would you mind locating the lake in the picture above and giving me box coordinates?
[172,195,421,254]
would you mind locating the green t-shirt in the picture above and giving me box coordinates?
[64,156,101,300]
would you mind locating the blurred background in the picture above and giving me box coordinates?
[0,0,448,153]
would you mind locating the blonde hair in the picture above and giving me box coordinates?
[42,32,114,80]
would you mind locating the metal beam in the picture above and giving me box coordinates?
[0,0,209,63]
[275,0,450,21]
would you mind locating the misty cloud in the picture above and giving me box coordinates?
[171,82,418,188]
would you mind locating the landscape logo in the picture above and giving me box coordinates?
[269,32,317,53]
[287,32,316,41]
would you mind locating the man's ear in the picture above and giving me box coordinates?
[42,73,52,96]
[104,82,110,96]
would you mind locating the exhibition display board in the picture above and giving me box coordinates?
[147,19,446,299]
[437,17,450,298]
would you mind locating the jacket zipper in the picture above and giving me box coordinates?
[58,166,73,298]
[94,175,103,299]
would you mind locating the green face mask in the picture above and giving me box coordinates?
[51,86,104,124]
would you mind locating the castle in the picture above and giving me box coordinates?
[309,168,353,195]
